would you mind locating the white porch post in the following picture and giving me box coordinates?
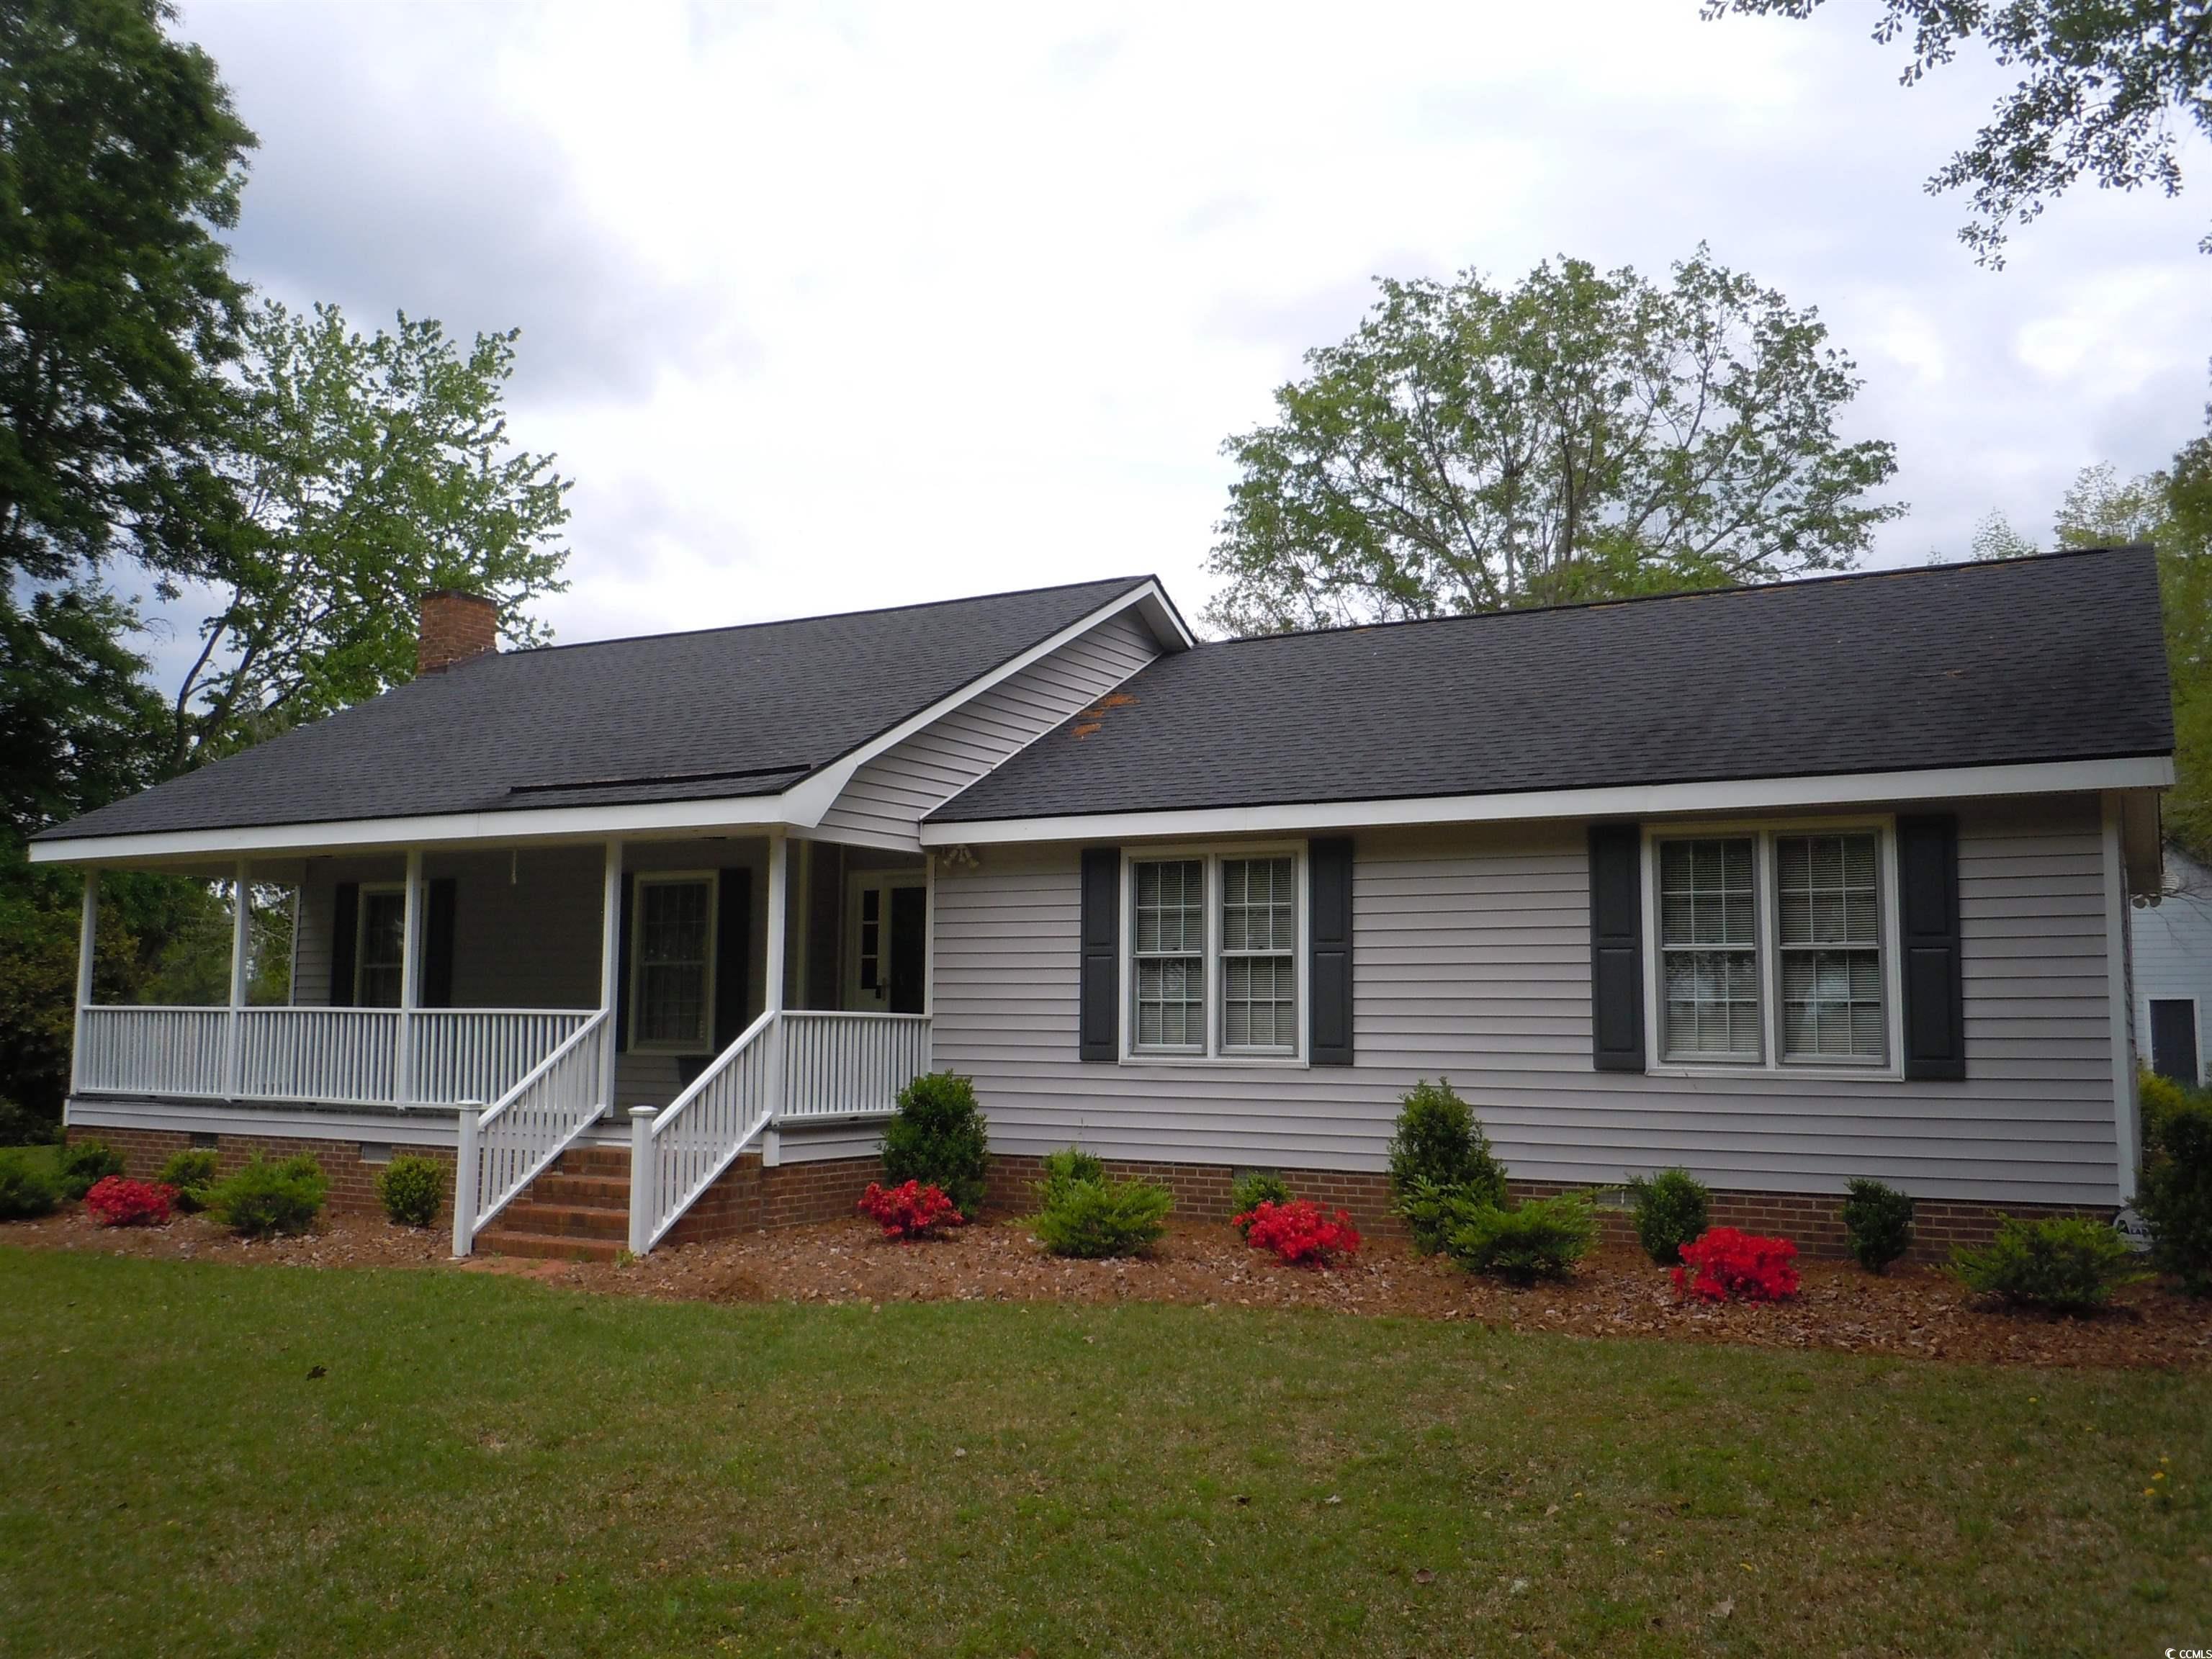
[763,831,788,1166]
[395,848,423,1104]
[451,1096,481,1257]
[600,840,623,1115]
[922,850,937,1072]
[69,871,99,1100]
[225,859,250,1097]
[627,1105,655,1255]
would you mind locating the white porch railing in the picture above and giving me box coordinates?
[629,1010,932,1254]
[72,1005,594,1107]
[453,1010,611,1255]
[630,1010,778,1254]
[781,1011,935,1120]
[75,1007,230,1097]
[238,1008,401,1102]
[408,1010,595,1106]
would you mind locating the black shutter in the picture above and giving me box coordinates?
[330,883,359,1007]
[1588,824,1645,1072]
[714,868,752,1049]
[1898,813,1965,1081]
[422,878,458,1008]
[1308,837,1354,1066]
[614,872,635,1053]
[1079,847,1119,1061]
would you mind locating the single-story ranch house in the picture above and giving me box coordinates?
[28,547,2174,1259]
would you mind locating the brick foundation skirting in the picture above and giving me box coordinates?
[70,1127,2113,1263]
[68,1125,457,1226]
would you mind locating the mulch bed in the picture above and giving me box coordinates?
[10,1207,2212,1370]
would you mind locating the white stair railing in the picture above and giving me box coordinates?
[629,1009,777,1254]
[451,1010,610,1255]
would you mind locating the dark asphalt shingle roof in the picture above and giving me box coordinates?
[929,547,2172,824]
[40,576,1154,841]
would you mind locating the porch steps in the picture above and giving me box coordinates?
[475,1147,632,1262]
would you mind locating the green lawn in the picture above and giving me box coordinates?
[1,1249,2206,1657]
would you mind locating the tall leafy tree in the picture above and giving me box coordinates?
[0,0,253,588]
[1709,1,2212,264]
[1203,250,1900,635]
[164,302,572,770]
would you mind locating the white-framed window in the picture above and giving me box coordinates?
[1123,845,1305,1062]
[629,872,717,1053]
[1645,822,1899,1074]
[355,884,407,1009]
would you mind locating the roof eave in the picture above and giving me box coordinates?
[917,754,2177,847]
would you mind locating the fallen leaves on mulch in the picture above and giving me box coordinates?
[0,1205,451,1269]
[9,1207,2212,1369]
[563,1217,2212,1370]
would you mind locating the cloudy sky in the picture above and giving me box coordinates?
[174,0,2212,648]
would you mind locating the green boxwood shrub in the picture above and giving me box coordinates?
[0,1098,61,1147]
[1951,1215,2146,1313]
[2136,1070,2212,1295]
[1841,1177,1916,1274]
[1442,1192,1596,1285]
[1230,1169,1293,1236]
[1626,1168,1709,1265]
[157,1148,220,1214]
[0,1150,61,1220]
[207,1153,328,1238]
[55,1139,125,1201]
[377,1154,446,1228]
[1034,1177,1172,1259]
[881,1071,989,1215]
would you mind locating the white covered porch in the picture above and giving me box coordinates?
[62,830,933,1255]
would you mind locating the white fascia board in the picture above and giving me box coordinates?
[28,791,796,868]
[918,755,2177,848]
[781,580,1185,828]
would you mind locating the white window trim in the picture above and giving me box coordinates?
[1640,817,1905,1082]
[1118,841,1309,1066]
[354,881,407,1009]
[628,870,719,1056]
[2141,992,2205,1087]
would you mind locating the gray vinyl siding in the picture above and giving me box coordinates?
[930,794,2125,1205]
[817,608,1160,848]
[2131,845,2212,1082]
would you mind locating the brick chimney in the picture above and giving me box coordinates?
[418,589,499,675]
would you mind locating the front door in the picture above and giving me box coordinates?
[845,873,927,1015]
[2150,997,2200,1086]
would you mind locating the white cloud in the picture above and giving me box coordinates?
[174,0,2212,644]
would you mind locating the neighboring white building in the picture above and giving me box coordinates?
[2134,843,2212,1087]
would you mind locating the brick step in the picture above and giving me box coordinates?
[553,1146,631,1177]
[524,1172,631,1205]
[493,1202,629,1241]
[472,1228,625,1263]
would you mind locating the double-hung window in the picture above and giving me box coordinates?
[1650,826,1893,1071]
[1127,850,1303,1060]
[354,885,407,1009]
[631,873,716,1053]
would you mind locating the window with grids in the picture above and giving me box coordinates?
[1220,856,1297,1051]
[633,876,714,1050]
[355,887,406,1009]
[1132,859,1206,1050]
[1775,832,1885,1062]
[1658,837,1761,1061]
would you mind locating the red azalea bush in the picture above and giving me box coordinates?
[1672,1226,1800,1303]
[84,1176,176,1228]
[857,1179,964,1241]
[1234,1198,1364,1267]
